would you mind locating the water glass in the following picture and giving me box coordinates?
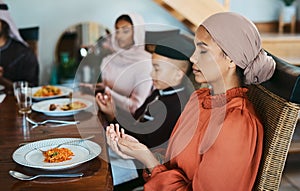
[13,81,32,114]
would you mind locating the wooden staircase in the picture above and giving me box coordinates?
[154,0,230,32]
[154,0,300,67]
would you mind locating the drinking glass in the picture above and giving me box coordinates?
[13,81,32,114]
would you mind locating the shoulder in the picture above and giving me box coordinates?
[10,39,27,50]
[11,40,35,55]
[222,99,263,137]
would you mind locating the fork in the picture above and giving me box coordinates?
[26,117,79,128]
[37,135,95,153]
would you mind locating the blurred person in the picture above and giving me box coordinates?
[0,0,39,90]
[97,34,194,149]
[81,13,152,114]
[106,12,276,191]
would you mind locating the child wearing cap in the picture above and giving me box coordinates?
[96,35,194,188]
[97,34,195,150]
[96,34,194,189]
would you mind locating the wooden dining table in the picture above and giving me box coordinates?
[0,90,113,191]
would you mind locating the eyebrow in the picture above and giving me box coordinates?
[116,25,132,30]
[152,62,159,67]
[196,41,208,47]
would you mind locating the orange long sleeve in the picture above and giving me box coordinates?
[144,88,263,191]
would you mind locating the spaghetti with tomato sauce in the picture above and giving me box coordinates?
[43,148,74,163]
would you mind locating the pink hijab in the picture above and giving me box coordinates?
[166,13,275,159]
[0,0,27,46]
[202,12,275,84]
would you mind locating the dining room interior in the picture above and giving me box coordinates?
[1,0,300,190]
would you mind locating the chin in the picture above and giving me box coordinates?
[194,75,207,84]
[153,84,163,90]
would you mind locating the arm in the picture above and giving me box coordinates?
[144,109,262,191]
[95,91,115,122]
[21,50,39,86]
[190,110,262,190]
[0,67,13,90]
[105,76,152,114]
[118,135,160,171]
[106,124,160,169]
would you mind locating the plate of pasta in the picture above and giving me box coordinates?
[32,85,73,100]
[12,138,101,170]
[32,98,92,116]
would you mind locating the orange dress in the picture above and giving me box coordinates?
[144,87,263,191]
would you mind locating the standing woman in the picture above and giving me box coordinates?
[106,12,276,190]
[99,13,152,114]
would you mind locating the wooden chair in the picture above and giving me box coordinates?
[278,13,296,33]
[247,52,300,191]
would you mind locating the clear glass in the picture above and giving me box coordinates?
[13,81,32,114]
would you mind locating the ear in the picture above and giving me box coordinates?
[228,60,236,69]
[175,69,185,83]
[225,54,236,69]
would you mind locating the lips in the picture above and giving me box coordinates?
[192,67,201,73]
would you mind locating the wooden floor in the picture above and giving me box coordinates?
[261,33,300,66]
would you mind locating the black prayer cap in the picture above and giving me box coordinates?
[154,34,195,61]
[0,4,8,10]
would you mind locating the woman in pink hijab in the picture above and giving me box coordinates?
[106,12,276,190]
[98,13,152,114]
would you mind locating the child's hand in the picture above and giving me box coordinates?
[96,91,115,121]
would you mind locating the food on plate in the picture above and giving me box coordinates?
[34,85,62,97]
[49,101,87,111]
[42,147,74,163]
[49,103,57,111]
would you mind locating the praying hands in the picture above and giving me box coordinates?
[106,124,160,172]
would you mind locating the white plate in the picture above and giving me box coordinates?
[0,85,4,91]
[32,86,73,101]
[32,98,92,116]
[12,138,101,170]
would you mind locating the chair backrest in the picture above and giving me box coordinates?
[247,52,300,191]
[19,26,39,57]
[261,51,300,104]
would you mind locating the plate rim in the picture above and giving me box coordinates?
[31,98,92,116]
[12,138,101,170]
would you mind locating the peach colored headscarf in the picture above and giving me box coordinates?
[202,12,275,85]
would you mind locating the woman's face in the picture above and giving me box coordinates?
[190,26,229,85]
[115,20,134,49]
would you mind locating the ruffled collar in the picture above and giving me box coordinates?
[195,87,248,109]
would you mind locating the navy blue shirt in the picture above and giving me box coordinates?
[0,38,39,86]
[115,84,192,149]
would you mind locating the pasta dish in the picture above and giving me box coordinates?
[34,85,62,97]
[43,147,74,163]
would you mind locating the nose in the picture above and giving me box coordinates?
[150,69,155,79]
[190,52,196,64]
